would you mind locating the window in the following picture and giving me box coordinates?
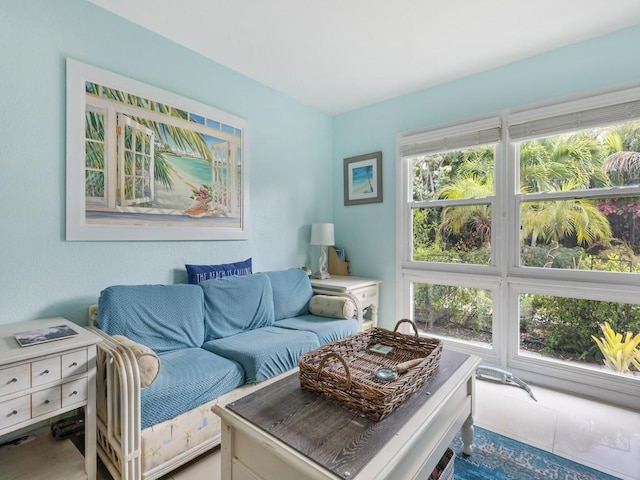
[519,292,640,366]
[398,88,640,409]
[84,106,107,205]
[412,282,494,346]
[511,101,640,275]
[404,118,501,267]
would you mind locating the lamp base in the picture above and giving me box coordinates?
[313,246,330,280]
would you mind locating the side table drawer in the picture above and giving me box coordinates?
[0,364,30,396]
[62,378,87,407]
[32,386,61,418]
[62,350,88,378]
[0,396,30,429]
[350,285,378,306]
[31,356,61,387]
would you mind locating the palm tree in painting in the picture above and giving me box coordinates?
[85,83,215,193]
[365,165,374,192]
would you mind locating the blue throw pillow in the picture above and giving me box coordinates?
[185,258,252,284]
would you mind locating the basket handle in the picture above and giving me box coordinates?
[393,319,419,337]
[316,352,352,390]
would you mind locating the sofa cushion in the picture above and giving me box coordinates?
[200,273,275,340]
[185,258,252,284]
[201,326,320,383]
[96,284,205,354]
[264,268,314,320]
[274,315,358,344]
[141,348,244,429]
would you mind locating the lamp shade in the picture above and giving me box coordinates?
[310,223,335,246]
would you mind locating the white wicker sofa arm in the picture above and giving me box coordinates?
[87,323,143,480]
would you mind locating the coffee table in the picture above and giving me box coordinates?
[213,350,481,480]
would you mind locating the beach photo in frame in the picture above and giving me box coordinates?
[66,59,248,241]
[343,151,382,206]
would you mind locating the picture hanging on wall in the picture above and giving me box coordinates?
[66,58,249,241]
[343,151,383,206]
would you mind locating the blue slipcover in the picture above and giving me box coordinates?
[141,348,244,429]
[264,268,314,320]
[202,326,320,382]
[200,273,275,340]
[274,314,358,344]
[96,284,205,354]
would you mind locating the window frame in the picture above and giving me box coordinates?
[398,116,504,277]
[396,85,640,410]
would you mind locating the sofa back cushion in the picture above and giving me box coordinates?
[96,284,205,354]
[264,268,314,321]
[200,273,275,340]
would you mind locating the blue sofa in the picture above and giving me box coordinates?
[89,268,359,480]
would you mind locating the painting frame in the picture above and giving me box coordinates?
[343,151,383,206]
[66,58,249,241]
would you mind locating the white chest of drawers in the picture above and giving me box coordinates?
[0,317,101,480]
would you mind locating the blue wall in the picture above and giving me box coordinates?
[2,1,640,328]
[333,26,640,326]
[0,1,333,325]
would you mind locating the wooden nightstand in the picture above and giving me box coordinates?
[0,317,101,480]
[310,275,381,330]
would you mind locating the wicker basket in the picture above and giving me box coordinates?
[298,319,442,421]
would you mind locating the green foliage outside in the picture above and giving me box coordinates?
[520,295,640,365]
[412,123,640,370]
[413,284,493,340]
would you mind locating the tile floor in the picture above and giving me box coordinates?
[99,381,640,480]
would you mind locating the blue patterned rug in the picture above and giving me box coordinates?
[450,427,620,480]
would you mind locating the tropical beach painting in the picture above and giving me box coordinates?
[343,151,383,205]
[66,59,248,241]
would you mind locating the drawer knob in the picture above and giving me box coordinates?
[42,370,50,375]
[44,400,50,404]
[9,378,17,383]
[71,390,78,395]
[69,362,78,367]
[9,410,18,416]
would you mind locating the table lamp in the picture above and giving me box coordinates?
[310,223,334,279]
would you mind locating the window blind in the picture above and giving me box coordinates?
[400,117,501,158]
[509,99,640,141]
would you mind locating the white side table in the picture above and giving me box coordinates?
[310,275,381,330]
[0,317,101,480]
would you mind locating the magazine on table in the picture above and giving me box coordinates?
[14,324,78,347]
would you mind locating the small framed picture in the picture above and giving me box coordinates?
[343,151,382,206]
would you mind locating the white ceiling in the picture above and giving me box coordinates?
[89,0,640,114]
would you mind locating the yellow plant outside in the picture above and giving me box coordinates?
[591,322,640,373]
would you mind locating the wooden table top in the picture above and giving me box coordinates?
[226,349,470,479]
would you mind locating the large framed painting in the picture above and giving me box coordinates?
[343,151,383,206]
[66,59,249,241]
